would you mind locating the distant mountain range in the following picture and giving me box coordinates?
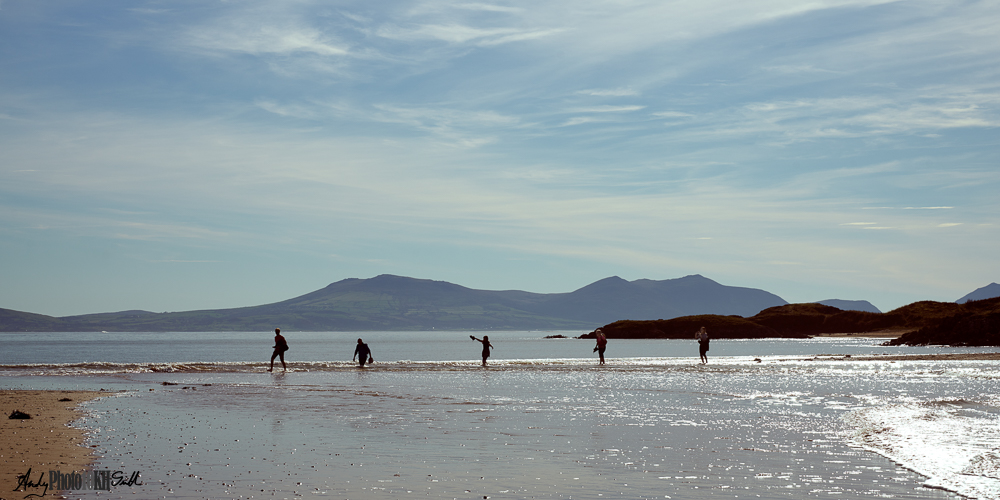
[957,283,1000,303]
[1,274,787,332]
[1,275,993,334]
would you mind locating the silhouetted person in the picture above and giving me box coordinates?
[470,335,493,366]
[354,338,373,368]
[269,328,288,372]
[696,326,709,364]
[593,328,608,365]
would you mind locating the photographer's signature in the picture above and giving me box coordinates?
[12,468,47,498]
[11,468,141,499]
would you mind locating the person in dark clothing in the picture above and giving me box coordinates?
[696,326,709,364]
[353,338,373,368]
[470,335,493,366]
[268,328,288,372]
[593,328,608,365]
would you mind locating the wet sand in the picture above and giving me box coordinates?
[2,349,997,498]
[835,352,1000,361]
[1,390,109,493]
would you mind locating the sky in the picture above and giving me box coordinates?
[1,0,998,317]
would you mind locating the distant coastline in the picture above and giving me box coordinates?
[2,275,997,347]
[1,274,789,332]
[812,331,910,338]
[582,299,1000,347]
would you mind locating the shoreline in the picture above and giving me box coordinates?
[822,352,1000,361]
[1,390,109,494]
[811,331,908,338]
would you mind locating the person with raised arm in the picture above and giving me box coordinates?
[470,335,493,366]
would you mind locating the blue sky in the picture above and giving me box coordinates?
[1,0,998,317]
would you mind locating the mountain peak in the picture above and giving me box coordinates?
[0,273,792,331]
[570,276,630,293]
[676,274,713,283]
[597,276,628,284]
[957,283,1000,303]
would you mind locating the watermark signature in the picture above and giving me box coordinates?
[11,468,141,499]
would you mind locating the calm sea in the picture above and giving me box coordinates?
[4,331,1000,499]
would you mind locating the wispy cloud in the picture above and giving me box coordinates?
[453,3,525,14]
[762,65,840,75]
[559,116,606,127]
[254,100,321,119]
[651,111,694,120]
[577,88,639,97]
[566,105,646,113]
[186,23,349,57]
[128,8,170,15]
[3,0,1000,315]
[375,23,561,46]
[153,260,222,263]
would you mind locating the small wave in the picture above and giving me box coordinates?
[844,400,1000,499]
[963,452,1000,480]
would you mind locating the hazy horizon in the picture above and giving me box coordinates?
[2,1,998,317]
[6,273,987,318]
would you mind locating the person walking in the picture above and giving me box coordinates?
[470,335,493,366]
[353,338,373,368]
[268,328,288,372]
[593,328,608,365]
[696,326,710,364]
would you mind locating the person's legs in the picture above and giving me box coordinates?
[598,346,606,365]
[279,352,286,370]
[269,351,278,372]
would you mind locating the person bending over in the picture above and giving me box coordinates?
[354,338,373,368]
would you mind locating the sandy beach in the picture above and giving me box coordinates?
[1,390,109,495]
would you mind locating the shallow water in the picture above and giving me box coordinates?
[4,330,994,366]
[4,332,999,499]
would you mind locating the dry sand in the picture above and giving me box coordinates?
[1,390,109,494]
